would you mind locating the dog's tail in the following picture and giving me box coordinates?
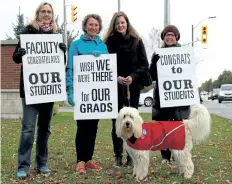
[183,104,211,145]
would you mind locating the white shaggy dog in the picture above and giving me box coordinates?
[115,104,211,181]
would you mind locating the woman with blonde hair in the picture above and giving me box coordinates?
[104,11,150,167]
[12,2,66,178]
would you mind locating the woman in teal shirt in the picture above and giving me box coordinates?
[66,14,108,174]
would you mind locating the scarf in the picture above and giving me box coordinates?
[162,42,181,48]
[38,21,53,32]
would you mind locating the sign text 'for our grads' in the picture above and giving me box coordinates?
[74,54,118,120]
[20,34,67,105]
[156,47,200,107]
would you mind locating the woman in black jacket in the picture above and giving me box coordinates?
[149,25,190,163]
[104,11,150,167]
[12,2,66,178]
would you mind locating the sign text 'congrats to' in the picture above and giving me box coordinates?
[157,47,199,107]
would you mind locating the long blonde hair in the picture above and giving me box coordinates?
[103,11,140,43]
[30,2,57,32]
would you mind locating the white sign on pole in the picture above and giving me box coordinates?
[156,47,200,108]
[20,34,67,105]
[73,54,118,120]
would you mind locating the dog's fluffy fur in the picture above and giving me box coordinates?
[115,104,211,181]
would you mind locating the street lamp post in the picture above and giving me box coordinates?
[164,0,170,27]
[118,0,120,12]
[191,16,216,47]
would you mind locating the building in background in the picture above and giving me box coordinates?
[1,39,22,119]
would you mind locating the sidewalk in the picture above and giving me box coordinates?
[59,106,73,112]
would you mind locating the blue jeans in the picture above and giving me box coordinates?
[18,99,54,172]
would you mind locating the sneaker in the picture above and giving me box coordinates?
[76,161,86,174]
[17,170,27,179]
[36,167,52,174]
[85,161,102,171]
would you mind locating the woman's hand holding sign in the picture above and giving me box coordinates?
[91,51,102,57]
[152,54,160,63]
[59,43,66,52]
[16,48,26,57]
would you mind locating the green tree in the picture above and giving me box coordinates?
[6,13,26,39]
[200,70,232,90]
[212,79,220,88]
[13,14,26,39]
[200,78,213,92]
[217,70,232,85]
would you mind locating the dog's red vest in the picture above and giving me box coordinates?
[126,121,185,151]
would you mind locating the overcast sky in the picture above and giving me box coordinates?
[1,0,231,86]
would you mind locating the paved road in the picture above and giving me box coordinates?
[138,100,232,120]
[59,100,232,120]
[203,100,232,120]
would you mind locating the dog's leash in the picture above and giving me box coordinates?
[127,84,131,107]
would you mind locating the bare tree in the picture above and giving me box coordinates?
[142,27,162,61]
[55,15,79,48]
[147,27,162,50]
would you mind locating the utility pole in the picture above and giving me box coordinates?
[63,0,67,48]
[192,24,194,47]
[118,0,121,12]
[164,0,170,27]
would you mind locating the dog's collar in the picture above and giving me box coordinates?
[127,134,138,144]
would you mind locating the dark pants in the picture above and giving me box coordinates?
[18,99,54,172]
[76,119,99,162]
[112,84,140,159]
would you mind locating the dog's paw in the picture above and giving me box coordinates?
[184,173,193,179]
[136,176,147,182]
[132,172,136,177]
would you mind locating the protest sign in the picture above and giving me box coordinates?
[73,54,118,120]
[20,34,67,104]
[156,47,200,107]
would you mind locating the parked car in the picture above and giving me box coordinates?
[200,91,208,95]
[208,91,213,100]
[139,88,154,107]
[212,88,220,100]
[218,84,232,103]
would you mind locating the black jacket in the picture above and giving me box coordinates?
[105,32,149,88]
[12,25,65,98]
[149,45,190,121]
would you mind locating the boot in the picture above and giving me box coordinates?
[112,132,123,167]
[114,156,123,167]
[161,149,172,162]
[124,154,133,167]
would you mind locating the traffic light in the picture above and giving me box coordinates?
[71,5,77,23]
[201,25,208,44]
